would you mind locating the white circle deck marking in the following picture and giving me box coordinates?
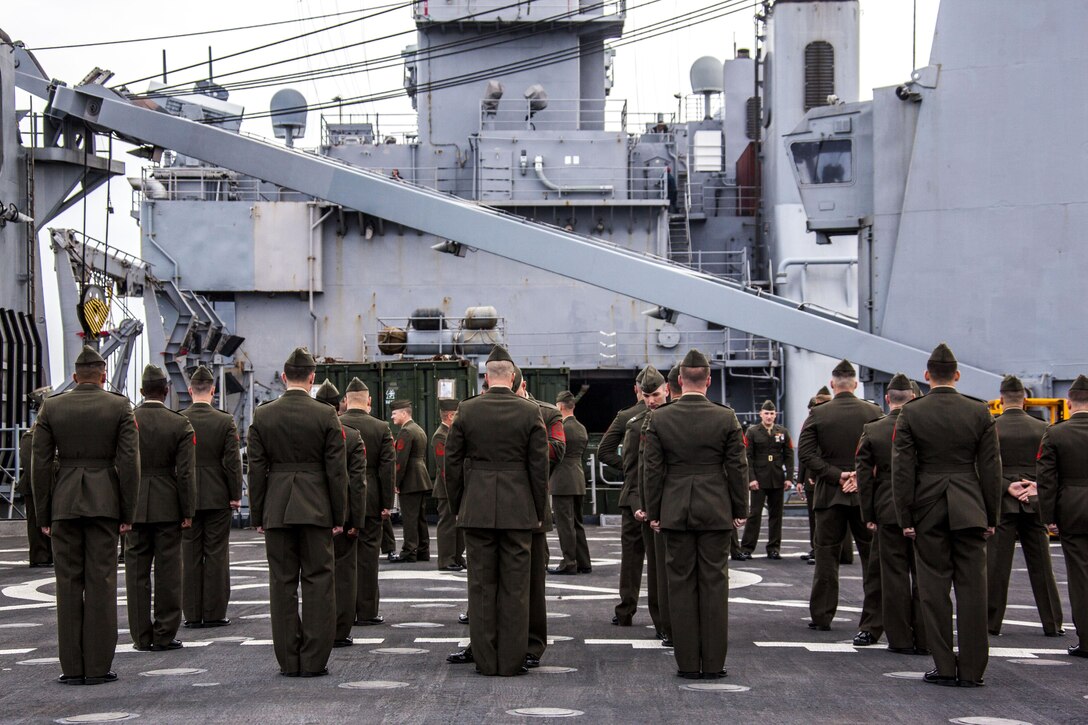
[883,672,924,680]
[205,636,251,643]
[534,666,578,673]
[18,657,60,666]
[372,647,429,654]
[546,612,570,619]
[192,683,220,687]
[0,622,42,629]
[507,708,584,718]
[239,614,271,620]
[411,603,456,608]
[139,668,207,677]
[391,622,444,628]
[679,683,750,692]
[949,718,1034,725]
[339,680,412,690]
[55,715,140,724]
[1008,659,1069,666]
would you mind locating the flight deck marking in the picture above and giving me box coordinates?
[584,639,670,649]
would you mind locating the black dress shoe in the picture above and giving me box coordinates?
[513,666,529,676]
[548,567,577,575]
[807,622,830,631]
[730,553,743,561]
[853,631,878,646]
[385,552,397,562]
[183,620,204,629]
[736,551,752,561]
[676,671,702,680]
[807,557,815,566]
[800,551,812,561]
[333,638,354,648]
[988,629,1001,636]
[281,671,301,678]
[417,555,431,562]
[524,654,541,668]
[458,613,470,624]
[132,643,153,652]
[702,669,727,679]
[767,550,782,560]
[29,562,54,568]
[151,639,183,651]
[354,616,384,626]
[957,677,985,688]
[922,669,958,687]
[390,554,415,563]
[1045,628,1066,637]
[611,615,632,626]
[1068,644,1088,658]
[301,668,329,678]
[442,564,466,571]
[447,649,474,664]
[661,638,674,648]
[56,674,84,685]
[203,619,230,628]
[83,671,118,685]
[578,566,593,573]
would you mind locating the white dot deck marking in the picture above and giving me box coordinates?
[55,714,140,724]
[192,683,220,687]
[949,718,1033,725]
[17,657,59,665]
[391,622,444,628]
[883,672,925,680]
[507,708,584,718]
[1007,658,1070,666]
[0,622,42,628]
[411,603,456,608]
[546,612,570,619]
[339,680,411,689]
[679,683,750,692]
[534,666,577,673]
[372,647,429,654]
[139,668,207,677]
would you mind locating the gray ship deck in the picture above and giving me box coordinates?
[0,518,1084,724]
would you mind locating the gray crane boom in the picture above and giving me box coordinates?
[31,80,1002,396]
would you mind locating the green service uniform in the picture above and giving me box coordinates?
[127,400,195,649]
[856,408,926,651]
[601,400,648,625]
[181,401,243,625]
[636,407,672,640]
[32,383,140,681]
[528,396,564,661]
[987,408,1063,635]
[642,392,749,676]
[892,387,1002,683]
[248,389,348,676]
[550,415,591,572]
[741,423,794,555]
[334,425,367,641]
[445,386,549,676]
[432,422,466,569]
[798,391,884,633]
[341,408,396,622]
[395,418,432,561]
[18,425,53,566]
[1037,410,1088,650]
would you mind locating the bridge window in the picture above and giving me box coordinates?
[804,41,835,111]
[791,140,852,185]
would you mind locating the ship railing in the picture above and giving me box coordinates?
[724,329,781,366]
[320,113,419,147]
[372,315,508,358]
[415,0,625,22]
[478,98,630,133]
[680,93,724,124]
[0,426,29,520]
[683,249,750,284]
[503,329,732,368]
[686,179,760,217]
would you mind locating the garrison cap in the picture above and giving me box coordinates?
[1070,375,1088,393]
[928,342,957,365]
[438,398,459,413]
[513,366,524,391]
[391,399,412,411]
[190,365,215,383]
[635,368,647,385]
[887,373,913,392]
[1000,375,1025,394]
[486,345,514,364]
[832,359,855,377]
[141,364,168,385]
[556,391,576,406]
[760,399,776,412]
[667,364,680,388]
[817,386,831,396]
[807,396,821,410]
[315,378,341,407]
[75,345,105,365]
[680,348,710,368]
[639,365,666,394]
[910,380,924,398]
[285,346,317,369]
[345,377,369,393]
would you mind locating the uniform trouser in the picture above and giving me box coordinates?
[182,508,233,623]
[810,504,881,635]
[264,525,336,675]
[741,487,785,553]
[878,524,926,650]
[615,506,647,622]
[381,517,396,554]
[126,521,183,648]
[399,492,430,559]
[356,516,384,620]
[23,491,53,565]
[527,532,550,659]
[464,527,532,676]
[1059,533,1088,645]
[51,517,119,678]
[987,511,1064,634]
[913,499,989,681]
[663,529,730,674]
[648,524,671,637]
[435,497,465,568]
[805,484,816,550]
[552,495,591,570]
[333,531,358,640]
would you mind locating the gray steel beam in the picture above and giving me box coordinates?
[41,83,1002,396]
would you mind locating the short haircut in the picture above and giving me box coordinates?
[668,380,682,396]
[1070,389,1088,404]
[926,361,957,384]
[557,400,574,412]
[142,379,169,398]
[74,362,106,383]
[345,390,370,404]
[190,380,214,395]
[486,360,515,380]
[1001,390,1026,405]
[831,372,857,389]
[679,365,710,386]
[283,363,314,383]
[887,389,913,406]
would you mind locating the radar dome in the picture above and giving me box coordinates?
[689,56,723,95]
[270,88,308,145]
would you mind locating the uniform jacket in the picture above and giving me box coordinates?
[133,400,196,523]
[798,392,883,510]
[995,408,1047,515]
[891,387,1003,530]
[181,402,243,510]
[341,409,396,516]
[619,407,650,510]
[642,393,749,530]
[550,415,588,496]
[1036,411,1088,534]
[856,409,898,525]
[744,423,795,489]
[598,401,644,473]
[444,387,549,530]
[344,425,367,529]
[247,389,348,529]
[530,397,564,533]
[395,419,432,494]
[17,426,33,495]
[431,422,450,499]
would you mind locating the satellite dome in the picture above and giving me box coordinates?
[689,56,724,95]
[270,88,308,145]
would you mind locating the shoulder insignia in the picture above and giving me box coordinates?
[961,393,988,404]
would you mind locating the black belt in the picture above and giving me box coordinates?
[669,464,722,474]
[918,464,976,474]
[469,461,525,471]
[270,462,324,472]
[57,458,112,467]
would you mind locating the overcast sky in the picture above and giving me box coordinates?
[4,0,939,381]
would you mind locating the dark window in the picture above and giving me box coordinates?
[790,140,852,185]
[745,96,760,141]
[804,41,835,111]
